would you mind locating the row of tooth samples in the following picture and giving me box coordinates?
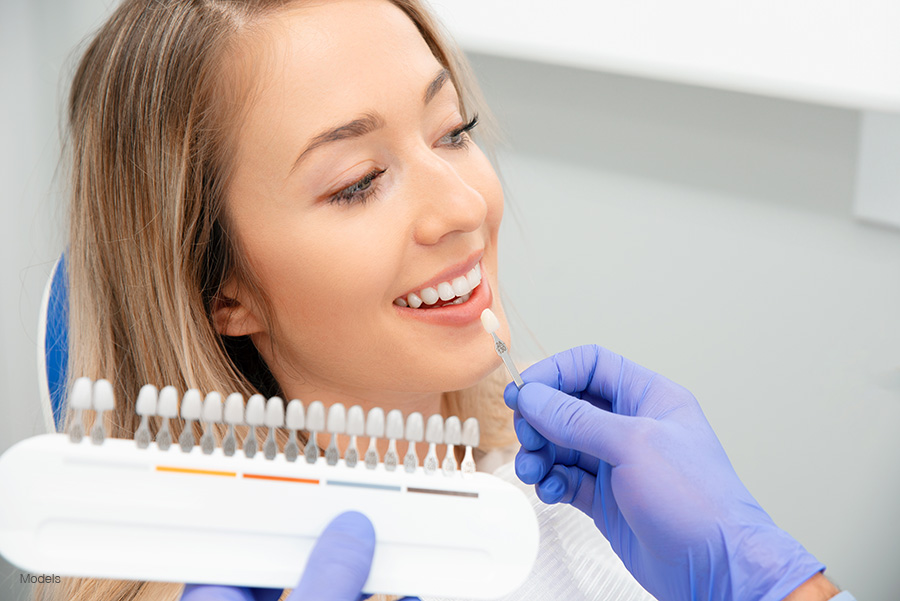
[67,378,480,475]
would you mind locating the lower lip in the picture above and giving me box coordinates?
[393,265,493,326]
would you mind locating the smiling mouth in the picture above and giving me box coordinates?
[393,263,481,309]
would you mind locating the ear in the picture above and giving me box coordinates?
[211,280,264,337]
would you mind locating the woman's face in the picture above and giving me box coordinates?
[219,0,509,412]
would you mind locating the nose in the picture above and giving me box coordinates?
[408,150,488,246]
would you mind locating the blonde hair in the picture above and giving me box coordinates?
[37,1,513,600]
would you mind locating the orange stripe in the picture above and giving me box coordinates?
[243,473,319,484]
[156,466,236,477]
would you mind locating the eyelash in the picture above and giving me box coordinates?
[328,114,480,206]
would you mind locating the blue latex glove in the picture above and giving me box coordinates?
[181,511,419,601]
[505,345,825,601]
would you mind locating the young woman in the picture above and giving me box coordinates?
[39,0,523,599]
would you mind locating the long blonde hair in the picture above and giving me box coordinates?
[37,1,513,600]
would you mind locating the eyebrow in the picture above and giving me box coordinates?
[290,68,452,174]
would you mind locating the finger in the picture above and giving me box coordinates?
[289,511,376,601]
[503,381,519,410]
[514,409,547,451]
[518,382,635,466]
[535,464,597,517]
[181,585,257,601]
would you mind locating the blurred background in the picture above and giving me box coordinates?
[2,0,898,599]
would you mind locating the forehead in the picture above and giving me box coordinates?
[242,0,448,129]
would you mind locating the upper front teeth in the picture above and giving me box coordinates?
[395,263,482,308]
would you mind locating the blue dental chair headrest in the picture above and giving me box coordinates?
[38,253,69,433]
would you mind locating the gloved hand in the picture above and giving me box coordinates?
[505,345,825,601]
[180,511,419,601]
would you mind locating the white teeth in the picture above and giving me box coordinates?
[452,276,469,296]
[396,263,483,309]
[420,287,439,305]
[438,282,455,301]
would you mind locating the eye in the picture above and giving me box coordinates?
[439,114,479,149]
[328,168,386,206]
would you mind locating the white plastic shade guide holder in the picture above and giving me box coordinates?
[155,385,179,450]
[134,384,158,449]
[344,405,365,467]
[305,401,326,464]
[264,397,285,460]
[404,412,424,473]
[284,399,304,462]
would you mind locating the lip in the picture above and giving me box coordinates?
[393,261,493,326]
[397,249,484,299]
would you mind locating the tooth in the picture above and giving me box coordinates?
[421,287,439,305]
[394,297,408,307]
[407,292,423,308]
[466,267,480,289]
[438,282,455,301]
[452,276,469,297]
[475,263,481,279]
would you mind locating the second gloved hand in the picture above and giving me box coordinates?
[505,345,824,601]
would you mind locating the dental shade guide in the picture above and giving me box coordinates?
[244,394,265,458]
[264,396,284,460]
[325,403,346,466]
[178,389,202,452]
[155,385,178,450]
[384,409,403,471]
[0,378,539,600]
[66,377,92,443]
[305,401,325,463]
[91,379,115,445]
[200,392,223,455]
[223,393,245,457]
[364,407,384,469]
[480,308,524,389]
[283,399,304,462]
[344,405,364,467]
[403,411,424,472]
[134,384,157,449]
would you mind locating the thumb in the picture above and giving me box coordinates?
[289,511,376,601]
[517,382,634,466]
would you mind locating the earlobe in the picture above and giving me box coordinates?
[211,290,264,337]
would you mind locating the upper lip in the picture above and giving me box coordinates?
[398,249,484,298]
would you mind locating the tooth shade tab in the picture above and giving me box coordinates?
[462,418,480,447]
[346,405,365,436]
[480,308,500,334]
[224,393,245,425]
[365,407,385,438]
[327,403,347,433]
[157,386,180,418]
[385,410,404,439]
[202,392,223,422]
[425,414,444,444]
[245,394,266,426]
[265,397,285,428]
[135,385,158,416]
[405,412,424,442]
[180,389,202,420]
[93,379,115,413]
[444,416,462,446]
[306,401,326,432]
[285,400,305,430]
[70,377,93,410]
